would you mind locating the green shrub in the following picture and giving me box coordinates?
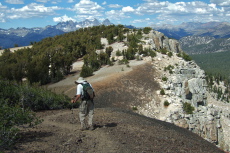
[168,52,173,57]
[0,80,71,111]
[177,53,181,57]
[132,106,138,110]
[162,76,168,82]
[80,65,94,78]
[111,57,115,62]
[20,84,71,111]
[149,50,156,58]
[0,79,72,149]
[183,102,195,114]
[177,52,192,61]
[0,100,42,149]
[143,27,152,34]
[164,100,170,107]
[182,52,192,61]
[137,29,142,36]
[116,50,122,56]
[160,89,165,95]
[159,48,168,54]
[108,60,114,66]
[140,47,156,58]
[164,65,174,74]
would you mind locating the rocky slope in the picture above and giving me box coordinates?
[136,53,230,151]
[95,30,230,152]
[179,36,230,54]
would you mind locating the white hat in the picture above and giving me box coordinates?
[75,77,86,84]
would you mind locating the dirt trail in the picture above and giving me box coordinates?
[5,61,225,153]
[10,108,224,153]
[13,109,119,153]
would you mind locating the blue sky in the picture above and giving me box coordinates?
[0,0,230,29]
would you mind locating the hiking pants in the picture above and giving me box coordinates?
[79,99,94,128]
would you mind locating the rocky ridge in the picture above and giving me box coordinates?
[125,30,230,151]
[93,29,230,151]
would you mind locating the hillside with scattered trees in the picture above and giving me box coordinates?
[0,25,155,85]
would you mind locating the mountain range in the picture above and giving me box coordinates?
[0,18,113,49]
[152,21,230,40]
[151,22,230,54]
[1,19,230,53]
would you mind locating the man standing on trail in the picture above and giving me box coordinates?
[72,77,95,131]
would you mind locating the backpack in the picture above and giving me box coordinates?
[81,83,94,100]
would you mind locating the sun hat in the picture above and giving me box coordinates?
[75,77,86,84]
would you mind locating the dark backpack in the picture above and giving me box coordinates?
[81,83,94,100]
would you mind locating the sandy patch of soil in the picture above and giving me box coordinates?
[0,46,32,56]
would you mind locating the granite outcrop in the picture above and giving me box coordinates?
[138,30,230,152]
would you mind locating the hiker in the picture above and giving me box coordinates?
[72,77,95,131]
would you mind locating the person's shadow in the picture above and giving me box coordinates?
[94,122,117,129]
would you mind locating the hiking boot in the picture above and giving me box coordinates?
[80,122,86,131]
[80,127,86,131]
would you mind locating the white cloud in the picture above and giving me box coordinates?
[108,4,122,8]
[210,0,230,6]
[122,6,135,12]
[5,0,24,4]
[195,8,207,14]
[134,0,229,25]
[132,19,143,23]
[53,14,76,22]
[132,18,150,23]
[167,2,187,12]
[209,3,217,9]
[102,1,106,5]
[105,10,129,21]
[2,0,230,27]
[0,2,7,9]
[7,3,61,19]
[136,1,169,15]
[72,0,104,20]
[35,0,50,3]
[0,13,6,22]
[74,0,104,11]
[35,0,61,4]
[0,3,8,22]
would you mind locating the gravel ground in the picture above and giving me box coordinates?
[5,108,224,153]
